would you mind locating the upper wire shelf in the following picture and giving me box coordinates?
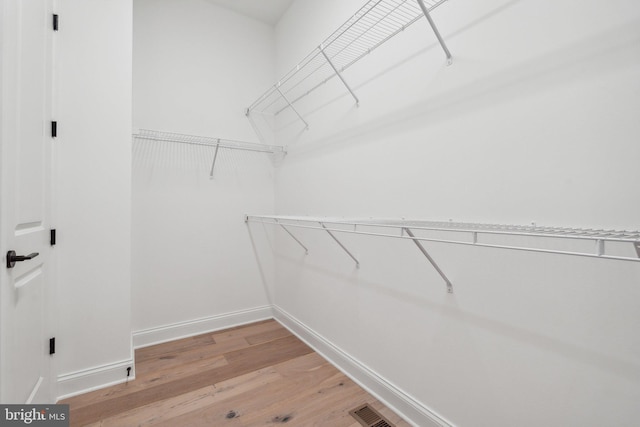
[132,129,286,178]
[246,0,451,126]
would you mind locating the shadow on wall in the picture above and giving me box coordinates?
[245,220,278,306]
[282,16,640,157]
[271,246,640,387]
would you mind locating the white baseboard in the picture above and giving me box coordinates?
[57,358,135,401]
[272,305,453,427]
[132,305,273,349]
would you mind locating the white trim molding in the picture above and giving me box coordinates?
[132,305,273,349]
[57,359,135,401]
[272,305,453,427]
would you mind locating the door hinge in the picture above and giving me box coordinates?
[53,14,59,31]
[49,337,55,355]
[51,121,57,138]
[50,229,56,246]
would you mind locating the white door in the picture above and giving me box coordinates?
[0,0,55,403]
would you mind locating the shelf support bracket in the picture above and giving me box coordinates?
[209,139,221,179]
[320,45,359,106]
[277,221,309,254]
[276,85,309,130]
[404,227,453,293]
[320,223,360,268]
[416,0,453,65]
[634,242,640,258]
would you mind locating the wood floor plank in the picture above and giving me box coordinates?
[231,373,363,426]
[152,354,341,427]
[135,333,216,363]
[61,353,227,412]
[209,366,283,402]
[91,386,217,427]
[66,334,226,411]
[274,351,330,378]
[222,334,312,370]
[211,319,286,343]
[135,320,283,365]
[67,334,313,426]
[244,326,291,345]
[135,344,228,377]
[135,353,229,388]
[62,322,293,413]
[63,320,408,427]
[241,368,369,426]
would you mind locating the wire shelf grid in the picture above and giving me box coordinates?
[133,129,285,154]
[247,0,449,117]
[247,215,640,262]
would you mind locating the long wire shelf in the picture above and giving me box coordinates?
[133,129,285,154]
[246,0,451,127]
[246,215,640,293]
[133,129,286,178]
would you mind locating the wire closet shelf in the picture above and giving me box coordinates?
[132,129,286,178]
[133,129,285,154]
[247,215,640,261]
[246,0,450,125]
[247,215,640,292]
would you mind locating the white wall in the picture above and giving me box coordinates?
[131,0,275,345]
[263,0,640,426]
[56,0,133,398]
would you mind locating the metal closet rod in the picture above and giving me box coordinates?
[133,129,286,154]
[247,0,451,118]
[246,215,640,263]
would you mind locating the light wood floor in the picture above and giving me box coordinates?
[61,320,409,426]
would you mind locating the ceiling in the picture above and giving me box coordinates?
[204,0,295,26]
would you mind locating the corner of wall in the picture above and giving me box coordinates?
[57,357,135,401]
[132,306,274,349]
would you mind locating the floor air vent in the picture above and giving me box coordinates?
[349,403,395,427]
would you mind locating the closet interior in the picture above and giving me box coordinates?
[3,0,637,426]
